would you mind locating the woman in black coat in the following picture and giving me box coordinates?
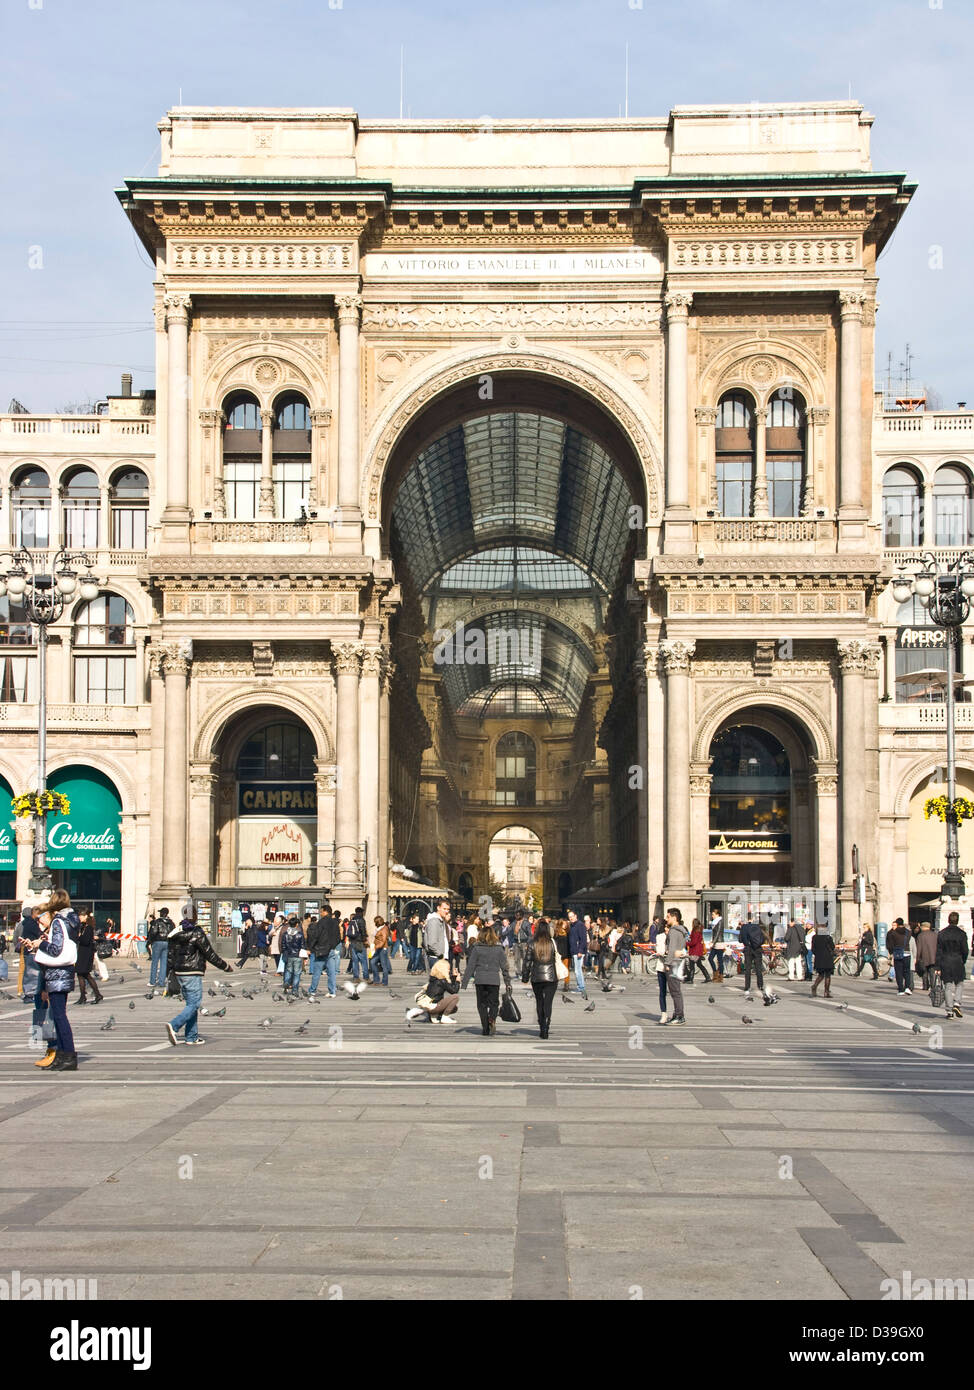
[461,924,511,1035]
[74,910,103,1005]
[936,920,970,1019]
[521,918,558,1039]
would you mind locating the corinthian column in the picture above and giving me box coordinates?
[664,289,692,505]
[333,642,362,904]
[259,407,275,517]
[358,644,384,911]
[838,291,867,517]
[164,293,192,523]
[752,406,769,518]
[336,295,362,518]
[660,639,695,904]
[159,641,192,894]
[377,653,395,920]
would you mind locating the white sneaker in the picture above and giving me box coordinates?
[438,1015,456,1025]
[904,989,912,995]
[405,1007,424,1020]
[658,1013,668,1025]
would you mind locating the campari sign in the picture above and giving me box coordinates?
[45,771,121,870]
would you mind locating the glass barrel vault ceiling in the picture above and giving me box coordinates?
[390,410,636,721]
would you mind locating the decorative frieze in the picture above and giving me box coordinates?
[169,241,355,274]
[361,301,662,332]
[672,237,858,270]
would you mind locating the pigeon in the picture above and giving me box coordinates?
[100,1015,116,1030]
[295,1019,311,1034]
[208,988,217,997]
[389,992,400,1000]
[212,1007,227,1018]
[601,984,614,993]
[708,995,716,1004]
[744,992,753,1002]
[584,1001,596,1013]
[144,990,155,1000]
[259,1017,274,1029]
[742,1015,754,1025]
[117,975,125,984]
[837,1002,849,1012]
[129,1001,136,1010]
[272,992,285,1002]
[131,963,142,973]
[912,1022,922,1035]
[343,981,367,1000]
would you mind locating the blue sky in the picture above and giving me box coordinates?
[1,0,971,409]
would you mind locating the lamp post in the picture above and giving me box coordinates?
[0,547,100,895]
[891,551,974,900]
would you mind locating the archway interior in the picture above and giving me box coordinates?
[386,384,645,913]
[488,825,543,914]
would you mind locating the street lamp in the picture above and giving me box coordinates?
[0,546,100,895]
[891,550,974,900]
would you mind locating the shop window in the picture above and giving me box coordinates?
[709,726,791,834]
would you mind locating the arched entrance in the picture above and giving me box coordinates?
[708,725,793,886]
[488,826,543,914]
[380,370,648,920]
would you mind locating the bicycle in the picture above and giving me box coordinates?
[836,944,860,977]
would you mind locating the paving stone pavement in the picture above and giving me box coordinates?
[1,959,972,1300]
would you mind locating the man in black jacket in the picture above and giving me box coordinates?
[307,907,341,1001]
[146,908,171,987]
[164,915,233,1046]
[739,916,775,1005]
[810,925,836,998]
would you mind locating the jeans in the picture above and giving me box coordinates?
[743,946,765,993]
[170,974,203,1042]
[474,982,500,1032]
[389,938,402,958]
[708,946,725,975]
[283,957,303,992]
[573,954,587,995]
[532,980,556,1036]
[48,989,75,1052]
[349,945,368,979]
[893,956,913,992]
[806,949,814,976]
[149,939,169,986]
[370,946,390,985]
[309,948,340,996]
[406,943,424,972]
[657,970,668,1013]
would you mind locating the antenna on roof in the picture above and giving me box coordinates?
[625,43,630,118]
[399,45,405,119]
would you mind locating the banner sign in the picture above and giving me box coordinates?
[238,783,316,815]
[45,771,121,869]
[896,627,947,649]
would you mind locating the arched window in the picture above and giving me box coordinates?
[883,465,923,548]
[61,467,100,549]
[109,468,148,550]
[933,464,973,547]
[72,594,135,704]
[236,721,317,780]
[766,390,806,517]
[709,726,791,834]
[10,466,51,548]
[273,392,312,520]
[0,595,35,703]
[715,391,755,517]
[494,731,537,806]
[222,392,261,520]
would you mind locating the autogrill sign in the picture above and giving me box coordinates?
[710,832,791,852]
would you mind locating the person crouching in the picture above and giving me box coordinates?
[405,958,459,1026]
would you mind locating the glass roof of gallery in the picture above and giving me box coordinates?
[436,612,596,720]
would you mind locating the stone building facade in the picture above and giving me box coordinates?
[6,100,964,942]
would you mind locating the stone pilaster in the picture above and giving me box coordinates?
[838,291,867,519]
[660,638,695,909]
[163,293,191,526]
[158,640,192,895]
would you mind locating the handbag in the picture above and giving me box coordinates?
[499,989,521,1024]
[554,954,569,982]
[21,957,41,998]
[669,957,687,981]
[41,1007,57,1043]
[929,971,946,1009]
[299,949,309,959]
[35,915,78,969]
[277,954,286,974]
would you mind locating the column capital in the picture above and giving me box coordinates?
[664,290,693,322]
[808,405,831,426]
[332,641,363,676]
[260,407,276,428]
[198,408,223,431]
[147,644,166,680]
[310,408,333,428]
[360,643,387,677]
[153,297,168,331]
[838,289,867,319]
[694,405,717,427]
[689,762,712,797]
[753,405,768,423]
[161,639,193,676]
[659,638,695,674]
[836,638,880,675]
[336,293,363,325]
[163,292,192,325]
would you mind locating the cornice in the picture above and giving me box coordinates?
[140,556,374,582]
[650,555,883,578]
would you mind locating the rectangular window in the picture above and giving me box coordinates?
[73,656,132,705]
[767,457,802,517]
[273,458,311,521]
[717,459,753,517]
[13,506,50,548]
[111,507,147,550]
[224,459,260,521]
[935,499,971,548]
[884,494,922,548]
[895,643,955,704]
[0,655,36,702]
[63,504,99,550]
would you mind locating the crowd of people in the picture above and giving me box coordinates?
[6,892,970,1066]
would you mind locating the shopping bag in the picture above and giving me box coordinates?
[21,958,41,998]
[499,989,521,1024]
[41,1007,57,1043]
[277,955,286,975]
[929,972,946,1009]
